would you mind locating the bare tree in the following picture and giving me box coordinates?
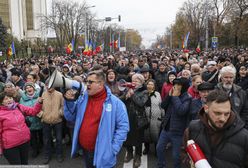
[231,0,248,46]
[212,0,233,36]
[40,0,95,51]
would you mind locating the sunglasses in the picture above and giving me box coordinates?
[85,80,100,85]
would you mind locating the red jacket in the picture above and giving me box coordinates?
[0,103,42,154]
[188,86,200,99]
[161,82,173,100]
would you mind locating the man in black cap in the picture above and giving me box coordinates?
[154,62,169,93]
[190,82,215,120]
[10,69,25,89]
[140,66,151,83]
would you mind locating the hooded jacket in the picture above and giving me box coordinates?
[0,103,42,154]
[19,90,42,130]
[185,108,248,168]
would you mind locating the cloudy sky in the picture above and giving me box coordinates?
[86,0,186,48]
[49,0,186,48]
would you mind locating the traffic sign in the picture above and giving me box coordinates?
[211,37,218,48]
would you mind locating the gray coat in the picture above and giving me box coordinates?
[216,83,248,129]
[144,91,164,143]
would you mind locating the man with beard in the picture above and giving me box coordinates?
[216,66,248,129]
[183,90,248,167]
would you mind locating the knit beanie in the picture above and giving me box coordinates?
[24,82,35,90]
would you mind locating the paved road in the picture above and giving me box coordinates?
[0,144,188,168]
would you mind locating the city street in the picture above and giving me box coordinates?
[0,144,188,167]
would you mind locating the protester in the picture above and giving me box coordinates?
[0,92,43,165]
[143,79,164,155]
[157,77,191,168]
[161,71,177,100]
[154,63,169,93]
[10,69,25,89]
[236,65,248,90]
[190,82,215,120]
[4,82,21,102]
[187,75,203,99]
[201,61,219,86]
[123,73,149,168]
[40,86,64,164]
[19,82,43,158]
[216,66,248,128]
[184,90,248,167]
[105,69,122,97]
[64,69,129,168]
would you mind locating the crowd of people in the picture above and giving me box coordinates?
[0,48,248,168]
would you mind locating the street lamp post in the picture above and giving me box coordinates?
[84,5,96,47]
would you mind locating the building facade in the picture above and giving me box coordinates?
[0,0,47,42]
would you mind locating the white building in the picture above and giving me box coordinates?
[0,0,47,42]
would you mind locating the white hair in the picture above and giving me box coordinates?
[132,73,145,84]
[220,66,237,78]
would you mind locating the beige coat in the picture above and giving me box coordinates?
[40,90,64,124]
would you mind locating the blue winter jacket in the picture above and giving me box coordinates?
[64,84,129,168]
[162,92,192,135]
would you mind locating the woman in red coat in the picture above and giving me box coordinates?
[161,71,177,100]
[0,92,43,165]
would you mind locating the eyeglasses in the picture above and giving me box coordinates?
[85,80,100,85]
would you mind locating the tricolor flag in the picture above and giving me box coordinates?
[66,39,74,54]
[96,43,104,53]
[114,35,120,49]
[7,42,15,57]
[88,41,93,56]
[196,42,201,53]
[83,41,89,55]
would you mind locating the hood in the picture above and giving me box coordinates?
[198,108,245,137]
[21,90,39,101]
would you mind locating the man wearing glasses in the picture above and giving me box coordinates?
[64,69,129,168]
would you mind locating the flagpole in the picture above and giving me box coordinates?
[110,28,112,53]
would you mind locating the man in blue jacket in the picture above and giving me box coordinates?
[64,69,129,168]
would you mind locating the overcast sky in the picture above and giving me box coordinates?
[87,0,186,48]
[49,0,186,48]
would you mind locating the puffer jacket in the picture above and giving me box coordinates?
[161,92,192,135]
[187,109,248,168]
[0,103,42,154]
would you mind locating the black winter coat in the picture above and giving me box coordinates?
[188,111,248,168]
[123,85,149,146]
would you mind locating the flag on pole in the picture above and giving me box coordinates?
[182,32,190,49]
[83,40,89,55]
[7,41,15,57]
[196,42,201,53]
[96,43,104,53]
[66,39,74,54]
[88,41,93,56]
[114,35,120,49]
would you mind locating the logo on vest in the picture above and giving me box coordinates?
[106,104,112,112]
